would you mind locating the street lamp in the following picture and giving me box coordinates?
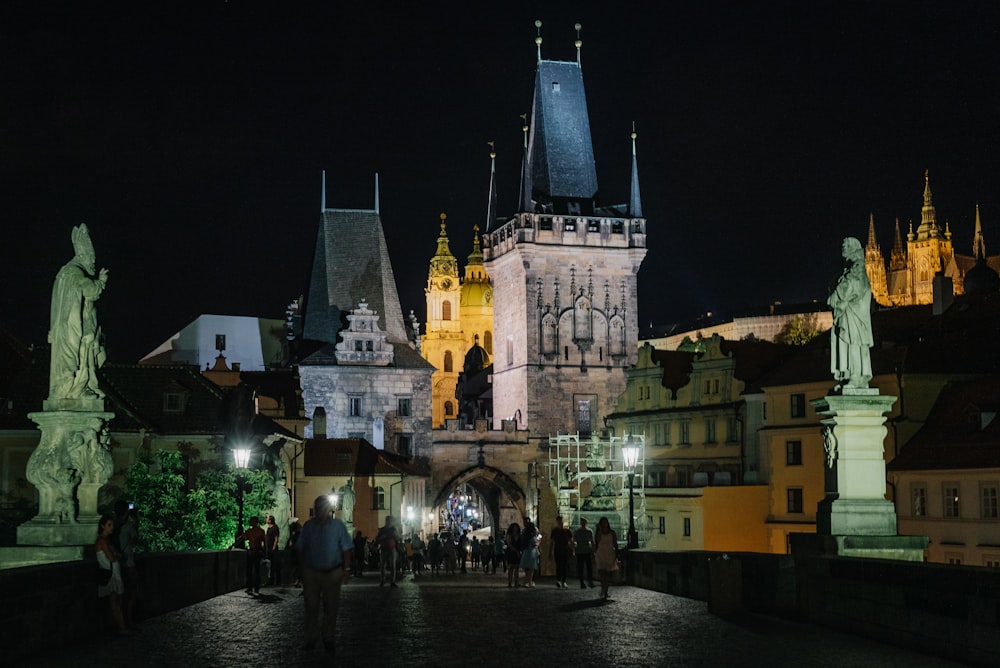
[233,447,252,543]
[622,437,641,549]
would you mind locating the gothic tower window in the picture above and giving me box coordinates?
[484,331,493,355]
[541,314,557,355]
[444,400,454,416]
[444,350,453,373]
[442,300,452,320]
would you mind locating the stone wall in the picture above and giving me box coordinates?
[2,549,245,662]
[624,550,999,666]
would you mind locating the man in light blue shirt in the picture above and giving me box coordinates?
[296,495,353,655]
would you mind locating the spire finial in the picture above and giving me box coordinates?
[374,172,380,214]
[535,20,543,62]
[629,121,643,218]
[440,212,447,235]
[575,23,582,66]
[486,142,498,232]
[321,170,326,212]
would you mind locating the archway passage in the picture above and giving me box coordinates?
[431,465,524,539]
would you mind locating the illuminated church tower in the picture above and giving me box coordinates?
[483,24,647,440]
[422,214,463,427]
[862,171,1000,306]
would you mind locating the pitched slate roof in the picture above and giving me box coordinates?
[528,60,599,208]
[888,375,1000,471]
[303,437,430,477]
[303,208,408,346]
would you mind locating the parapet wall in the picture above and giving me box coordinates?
[1,549,245,662]
[624,549,999,666]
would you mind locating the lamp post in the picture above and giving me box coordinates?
[622,438,640,550]
[233,447,252,544]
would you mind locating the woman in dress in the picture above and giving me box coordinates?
[95,513,129,634]
[519,520,540,588]
[593,516,620,601]
[505,522,521,588]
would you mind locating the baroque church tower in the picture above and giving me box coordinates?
[422,214,464,427]
[483,25,647,440]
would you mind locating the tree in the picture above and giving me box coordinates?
[124,449,276,552]
[774,313,821,346]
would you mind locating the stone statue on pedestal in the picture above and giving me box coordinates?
[19,225,115,547]
[828,237,873,392]
[340,478,356,525]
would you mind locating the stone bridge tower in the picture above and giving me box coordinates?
[483,25,647,443]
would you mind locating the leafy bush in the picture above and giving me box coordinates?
[125,449,276,552]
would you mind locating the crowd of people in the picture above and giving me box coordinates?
[96,505,623,654]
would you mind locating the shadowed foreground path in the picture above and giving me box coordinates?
[32,571,968,667]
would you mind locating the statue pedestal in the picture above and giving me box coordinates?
[804,390,927,562]
[17,409,115,547]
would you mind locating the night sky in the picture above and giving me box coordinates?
[4,2,1000,363]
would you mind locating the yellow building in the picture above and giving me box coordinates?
[607,336,790,553]
[422,215,493,428]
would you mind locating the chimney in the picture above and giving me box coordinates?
[932,274,954,315]
[312,406,327,439]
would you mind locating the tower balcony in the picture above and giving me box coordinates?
[483,212,646,261]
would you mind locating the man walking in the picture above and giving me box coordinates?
[574,517,595,588]
[296,495,353,656]
[265,515,281,585]
[375,516,399,587]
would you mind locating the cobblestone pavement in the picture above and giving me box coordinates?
[32,570,969,667]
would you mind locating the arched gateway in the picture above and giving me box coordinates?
[431,465,525,536]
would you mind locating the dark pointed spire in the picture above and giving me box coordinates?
[973,203,986,259]
[485,142,498,232]
[519,114,532,212]
[629,123,643,218]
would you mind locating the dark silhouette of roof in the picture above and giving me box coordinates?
[303,208,408,346]
[888,375,1000,471]
[303,437,430,477]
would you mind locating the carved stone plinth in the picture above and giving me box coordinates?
[805,390,927,562]
[17,409,115,547]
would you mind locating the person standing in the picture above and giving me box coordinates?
[296,495,353,656]
[96,514,129,635]
[505,523,521,587]
[428,533,443,575]
[286,518,302,587]
[375,516,399,587]
[593,516,620,601]
[113,500,139,626]
[574,517,595,589]
[352,530,366,576]
[493,531,505,574]
[410,533,426,577]
[548,515,573,588]
[265,515,281,585]
[233,516,267,594]
[457,530,469,573]
[519,520,540,588]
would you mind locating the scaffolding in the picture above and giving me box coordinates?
[546,433,647,548]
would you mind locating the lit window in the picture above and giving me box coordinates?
[944,483,960,518]
[372,487,385,510]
